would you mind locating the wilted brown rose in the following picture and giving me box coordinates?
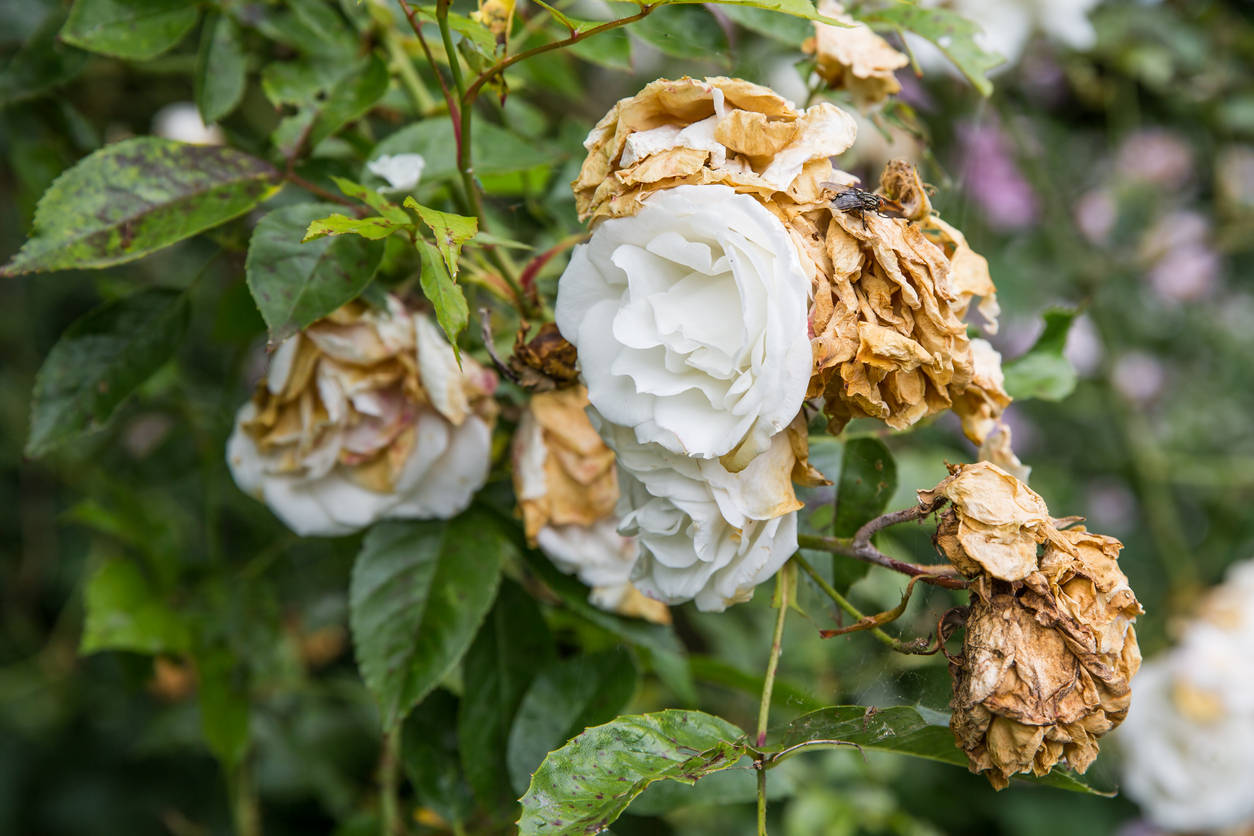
[952,339,1012,446]
[572,76,857,222]
[512,386,670,624]
[920,461,1066,581]
[803,0,909,112]
[509,322,580,392]
[951,525,1142,789]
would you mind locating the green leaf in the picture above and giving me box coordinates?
[198,648,251,768]
[793,707,1109,795]
[331,177,410,224]
[517,710,745,836]
[507,648,640,797]
[716,3,814,44]
[307,52,389,150]
[60,0,199,61]
[404,198,478,278]
[830,437,897,591]
[2,137,279,275]
[194,12,246,125]
[665,0,842,26]
[1003,308,1080,401]
[459,581,557,811]
[687,655,824,714]
[368,119,562,187]
[288,0,358,57]
[418,239,469,354]
[566,26,633,72]
[260,57,350,107]
[862,5,1004,98]
[402,689,476,828]
[302,213,410,242]
[349,513,508,729]
[517,546,684,657]
[627,4,729,62]
[80,557,189,655]
[27,288,189,458]
[0,9,89,107]
[246,202,385,344]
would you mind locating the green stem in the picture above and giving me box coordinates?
[792,552,901,651]
[383,26,436,114]
[755,572,789,836]
[230,760,262,836]
[379,727,402,836]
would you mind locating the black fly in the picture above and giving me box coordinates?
[823,183,906,224]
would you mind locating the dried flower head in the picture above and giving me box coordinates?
[228,296,497,536]
[572,76,856,223]
[509,321,580,392]
[952,339,1012,446]
[921,461,1064,581]
[803,0,909,112]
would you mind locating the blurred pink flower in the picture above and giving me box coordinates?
[1111,351,1165,402]
[1148,244,1220,302]
[958,122,1039,229]
[1116,129,1192,189]
[1074,190,1116,244]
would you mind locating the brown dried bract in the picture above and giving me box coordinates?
[803,0,910,112]
[510,321,580,392]
[572,76,857,223]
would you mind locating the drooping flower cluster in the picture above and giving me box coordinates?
[803,0,910,112]
[922,463,1143,789]
[554,76,1001,611]
[228,296,497,537]
[1120,560,1254,833]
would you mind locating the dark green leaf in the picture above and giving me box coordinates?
[830,437,896,591]
[246,202,385,343]
[307,52,389,150]
[628,5,729,62]
[349,513,508,729]
[418,239,469,354]
[194,12,246,125]
[302,213,410,242]
[60,0,199,61]
[716,4,813,44]
[1003,308,1080,401]
[507,648,640,797]
[27,288,189,458]
[287,0,358,57]
[459,581,557,811]
[687,654,824,713]
[198,648,251,768]
[0,9,88,107]
[80,557,189,655]
[517,546,684,657]
[663,0,841,25]
[862,6,1003,97]
[402,689,476,828]
[404,198,477,278]
[368,118,562,186]
[517,710,744,836]
[332,176,410,224]
[2,137,279,275]
[566,26,633,71]
[260,58,350,107]
[795,707,1110,795]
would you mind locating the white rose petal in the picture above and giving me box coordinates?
[556,185,812,472]
[152,102,224,145]
[537,518,641,610]
[367,153,427,193]
[597,412,801,612]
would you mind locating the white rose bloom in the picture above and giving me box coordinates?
[596,411,802,612]
[555,185,812,473]
[228,299,496,537]
[1120,560,1254,832]
[367,153,427,193]
[536,519,641,613]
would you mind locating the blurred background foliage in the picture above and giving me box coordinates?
[1,0,1252,833]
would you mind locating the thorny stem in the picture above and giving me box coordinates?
[755,573,789,835]
[379,727,403,836]
[462,8,655,106]
[795,502,967,590]
[397,0,458,120]
[792,552,909,651]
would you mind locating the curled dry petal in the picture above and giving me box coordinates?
[803,0,910,112]
[509,321,580,392]
[953,339,1012,446]
[227,297,496,537]
[978,421,1031,483]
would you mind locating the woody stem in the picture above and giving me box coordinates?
[755,572,789,835]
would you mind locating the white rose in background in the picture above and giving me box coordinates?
[152,102,225,145]
[228,297,497,537]
[911,0,1101,70]
[1120,560,1254,833]
[556,185,812,474]
[597,411,803,613]
[512,388,669,623]
[367,153,427,194]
